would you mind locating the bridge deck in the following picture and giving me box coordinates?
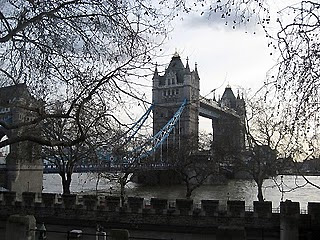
[199,97,240,119]
[43,163,175,174]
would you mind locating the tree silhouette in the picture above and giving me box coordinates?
[0,0,177,149]
[170,134,216,199]
[241,92,296,201]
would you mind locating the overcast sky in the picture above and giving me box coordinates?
[167,19,273,95]
[155,8,273,132]
[149,0,302,133]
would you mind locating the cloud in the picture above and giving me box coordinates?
[165,15,275,94]
[183,12,225,30]
[180,7,264,33]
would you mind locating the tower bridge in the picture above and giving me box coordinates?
[152,53,245,151]
[131,53,246,184]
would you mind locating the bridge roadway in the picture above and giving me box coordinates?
[199,97,240,119]
[43,162,174,174]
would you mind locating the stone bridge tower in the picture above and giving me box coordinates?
[0,84,43,193]
[152,53,200,141]
[152,54,246,155]
[212,86,246,152]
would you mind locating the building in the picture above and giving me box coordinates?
[0,84,43,193]
[152,53,200,140]
[213,85,245,152]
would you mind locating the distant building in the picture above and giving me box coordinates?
[0,84,43,193]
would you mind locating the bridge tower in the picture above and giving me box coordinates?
[0,84,43,193]
[212,86,246,152]
[152,53,200,141]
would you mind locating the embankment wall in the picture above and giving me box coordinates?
[0,191,320,239]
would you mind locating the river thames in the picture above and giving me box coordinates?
[43,173,320,210]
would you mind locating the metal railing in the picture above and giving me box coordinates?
[31,227,173,240]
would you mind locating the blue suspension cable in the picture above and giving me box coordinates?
[130,99,187,161]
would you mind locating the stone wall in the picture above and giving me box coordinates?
[0,191,320,239]
[0,192,320,239]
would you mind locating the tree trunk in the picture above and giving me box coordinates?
[185,180,192,199]
[61,173,71,195]
[257,181,264,202]
[120,181,125,207]
[95,173,101,195]
[119,175,128,207]
[186,190,192,199]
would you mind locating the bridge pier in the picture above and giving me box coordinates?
[5,163,43,194]
[132,170,182,185]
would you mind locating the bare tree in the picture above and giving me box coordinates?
[241,93,296,201]
[43,143,95,194]
[93,129,153,205]
[268,1,320,128]
[0,0,277,150]
[254,1,320,196]
[0,0,180,149]
[170,134,216,199]
[40,98,123,194]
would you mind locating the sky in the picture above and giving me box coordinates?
[154,6,275,132]
[148,0,303,133]
[165,18,274,96]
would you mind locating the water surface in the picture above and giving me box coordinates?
[43,173,320,209]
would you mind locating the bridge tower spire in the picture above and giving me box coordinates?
[185,57,190,72]
[211,85,246,151]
